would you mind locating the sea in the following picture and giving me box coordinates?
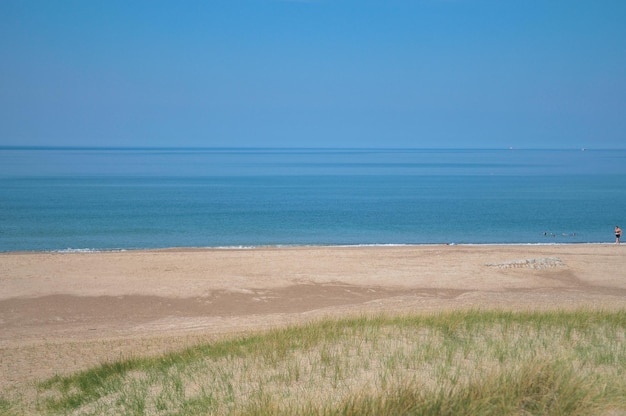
[1,147,625,252]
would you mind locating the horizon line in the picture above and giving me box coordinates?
[0,145,621,151]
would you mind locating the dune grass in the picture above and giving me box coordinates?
[4,309,626,415]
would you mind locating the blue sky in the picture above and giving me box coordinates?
[1,0,625,148]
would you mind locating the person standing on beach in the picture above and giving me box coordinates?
[616,226,622,244]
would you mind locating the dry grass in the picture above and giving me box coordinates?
[2,309,626,415]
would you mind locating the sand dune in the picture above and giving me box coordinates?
[1,244,625,391]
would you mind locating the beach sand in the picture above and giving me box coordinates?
[1,244,625,392]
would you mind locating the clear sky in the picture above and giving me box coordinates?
[1,0,625,149]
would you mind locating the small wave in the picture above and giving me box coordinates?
[214,245,259,250]
[52,248,127,253]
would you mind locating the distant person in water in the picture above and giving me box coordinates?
[616,226,622,244]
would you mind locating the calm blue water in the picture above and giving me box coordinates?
[1,148,625,252]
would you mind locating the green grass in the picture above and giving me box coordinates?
[0,396,18,416]
[7,309,626,415]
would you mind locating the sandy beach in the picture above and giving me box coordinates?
[1,244,625,392]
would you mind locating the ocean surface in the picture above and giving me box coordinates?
[1,147,625,252]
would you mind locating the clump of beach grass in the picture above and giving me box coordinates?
[6,309,626,415]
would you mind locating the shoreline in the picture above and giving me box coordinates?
[1,241,614,255]
[1,243,625,391]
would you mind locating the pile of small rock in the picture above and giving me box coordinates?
[485,257,565,269]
